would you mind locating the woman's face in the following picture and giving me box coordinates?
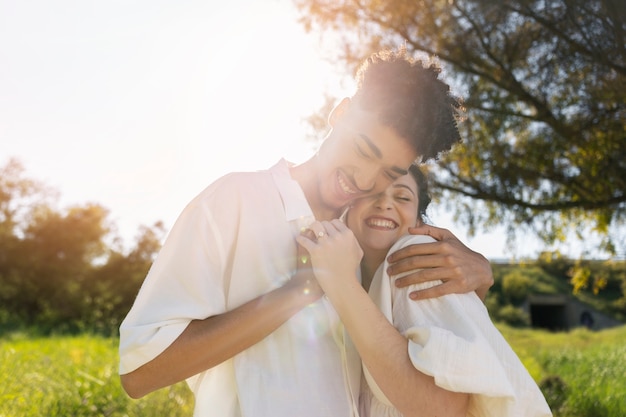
[346,173,420,255]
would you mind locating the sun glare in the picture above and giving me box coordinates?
[200,2,350,171]
[0,0,351,249]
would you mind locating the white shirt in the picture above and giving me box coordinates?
[119,159,361,417]
[361,235,553,417]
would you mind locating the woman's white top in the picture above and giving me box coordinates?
[361,234,552,417]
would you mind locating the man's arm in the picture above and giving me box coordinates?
[120,268,321,399]
[386,224,493,300]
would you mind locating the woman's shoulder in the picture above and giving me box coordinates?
[388,234,437,253]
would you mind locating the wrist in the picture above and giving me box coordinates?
[281,273,323,309]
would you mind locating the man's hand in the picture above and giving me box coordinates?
[387,224,493,301]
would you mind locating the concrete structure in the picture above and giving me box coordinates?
[523,294,623,331]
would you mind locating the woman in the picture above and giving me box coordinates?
[297,165,552,417]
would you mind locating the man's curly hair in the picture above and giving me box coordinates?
[352,47,465,162]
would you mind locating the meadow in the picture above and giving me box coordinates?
[1,324,624,417]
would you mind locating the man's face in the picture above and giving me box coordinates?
[315,102,418,212]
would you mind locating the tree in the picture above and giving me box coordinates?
[0,158,55,238]
[0,158,163,333]
[86,222,165,334]
[295,0,626,256]
[0,159,58,323]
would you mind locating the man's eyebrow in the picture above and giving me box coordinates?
[359,134,382,158]
[391,166,409,176]
[359,133,409,176]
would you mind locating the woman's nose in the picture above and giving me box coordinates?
[374,193,393,210]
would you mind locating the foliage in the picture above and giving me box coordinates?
[502,270,533,305]
[492,304,531,327]
[0,158,56,238]
[536,251,575,280]
[0,159,164,336]
[491,257,626,322]
[294,0,626,258]
[499,325,626,417]
[539,375,569,414]
[2,159,624,334]
[567,258,626,321]
[0,334,193,416]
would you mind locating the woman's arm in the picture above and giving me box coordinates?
[120,268,322,399]
[297,220,468,417]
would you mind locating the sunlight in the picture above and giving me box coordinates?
[0,0,352,248]
[197,3,349,171]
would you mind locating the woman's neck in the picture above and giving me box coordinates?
[360,248,387,291]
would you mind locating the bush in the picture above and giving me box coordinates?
[502,271,532,305]
[494,305,530,327]
[537,251,574,280]
[539,375,568,413]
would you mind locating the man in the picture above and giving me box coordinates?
[119,48,493,416]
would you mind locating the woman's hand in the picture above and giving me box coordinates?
[296,219,363,292]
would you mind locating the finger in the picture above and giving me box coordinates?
[387,241,442,263]
[387,252,447,275]
[306,221,328,240]
[296,235,316,253]
[330,218,349,231]
[299,227,317,242]
[319,220,335,237]
[408,224,454,241]
[393,270,429,287]
[323,219,346,237]
[394,266,461,288]
[408,281,461,301]
[300,227,316,241]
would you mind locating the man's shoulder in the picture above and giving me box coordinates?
[198,167,276,197]
[219,168,273,185]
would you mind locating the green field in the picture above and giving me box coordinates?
[1,325,625,417]
[0,334,193,417]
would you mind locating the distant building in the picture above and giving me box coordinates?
[523,294,623,331]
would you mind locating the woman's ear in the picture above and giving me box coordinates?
[328,97,351,127]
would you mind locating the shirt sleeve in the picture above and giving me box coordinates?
[118,181,235,375]
[367,234,552,417]
[402,305,515,397]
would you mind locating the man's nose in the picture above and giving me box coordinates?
[354,170,382,193]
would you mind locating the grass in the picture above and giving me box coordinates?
[499,324,626,417]
[0,333,193,417]
[1,325,625,417]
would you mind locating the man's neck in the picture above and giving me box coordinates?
[290,158,344,220]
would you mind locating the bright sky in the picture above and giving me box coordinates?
[1,0,576,260]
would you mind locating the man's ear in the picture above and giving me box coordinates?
[328,97,351,127]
